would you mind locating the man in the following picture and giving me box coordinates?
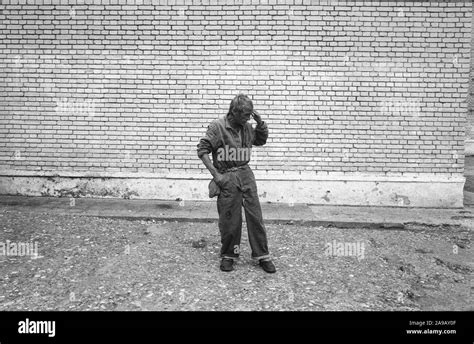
[197,94,276,273]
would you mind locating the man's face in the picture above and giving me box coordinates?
[233,110,252,126]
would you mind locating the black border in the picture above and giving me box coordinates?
[0,311,472,343]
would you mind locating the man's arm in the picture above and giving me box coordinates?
[197,121,225,185]
[252,111,268,146]
[199,154,225,185]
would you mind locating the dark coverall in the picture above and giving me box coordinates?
[197,114,270,261]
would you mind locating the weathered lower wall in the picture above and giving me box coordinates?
[0,171,465,208]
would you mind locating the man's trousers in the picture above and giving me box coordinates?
[215,165,270,261]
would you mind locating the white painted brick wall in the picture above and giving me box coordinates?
[0,0,471,175]
[468,0,474,143]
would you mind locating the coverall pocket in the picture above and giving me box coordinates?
[208,179,220,198]
[215,173,235,196]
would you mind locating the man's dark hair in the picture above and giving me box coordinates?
[228,93,253,116]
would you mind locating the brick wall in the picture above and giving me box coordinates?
[468,0,474,145]
[0,0,471,179]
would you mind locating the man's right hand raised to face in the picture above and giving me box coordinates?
[251,110,263,125]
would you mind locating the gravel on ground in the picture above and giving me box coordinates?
[0,209,472,311]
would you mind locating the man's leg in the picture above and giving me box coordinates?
[241,169,270,260]
[216,173,243,261]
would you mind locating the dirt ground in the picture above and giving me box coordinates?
[0,209,472,311]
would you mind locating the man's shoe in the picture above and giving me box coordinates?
[259,259,276,273]
[220,258,234,272]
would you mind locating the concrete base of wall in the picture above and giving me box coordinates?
[0,170,465,208]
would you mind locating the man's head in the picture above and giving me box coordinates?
[228,93,253,126]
